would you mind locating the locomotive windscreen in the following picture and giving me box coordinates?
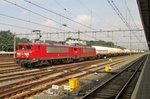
[18,45,32,50]
[46,46,68,53]
[26,45,32,50]
[18,45,24,50]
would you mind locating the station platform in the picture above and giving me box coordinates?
[131,54,150,99]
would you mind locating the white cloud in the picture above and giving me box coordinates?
[0,0,21,4]
[20,10,29,16]
[42,19,56,27]
[75,14,91,24]
[0,1,9,5]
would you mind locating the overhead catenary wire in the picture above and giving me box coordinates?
[78,0,91,12]
[107,0,130,28]
[53,0,70,27]
[109,0,138,31]
[107,0,148,49]
[77,0,120,29]
[53,0,77,18]
[2,0,147,49]
[78,0,93,27]
[23,0,95,30]
[0,22,33,30]
[16,29,143,36]
[0,13,143,43]
[14,29,145,49]
[3,0,77,31]
[124,0,139,29]
[53,0,67,11]
[107,0,143,43]
[0,13,66,31]
[0,22,61,36]
[54,0,94,31]
[108,0,136,29]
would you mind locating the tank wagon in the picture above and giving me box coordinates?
[15,43,96,67]
[92,46,129,58]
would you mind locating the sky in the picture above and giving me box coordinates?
[0,0,148,50]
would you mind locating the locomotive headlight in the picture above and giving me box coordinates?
[24,53,29,57]
[17,53,21,57]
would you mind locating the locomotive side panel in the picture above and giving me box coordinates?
[82,48,96,57]
[46,45,70,58]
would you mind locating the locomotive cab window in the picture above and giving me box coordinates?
[74,48,77,51]
[26,45,32,50]
[19,45,25,50]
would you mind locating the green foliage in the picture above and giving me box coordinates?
[0,30,30,51]
[66,37,124,49]
[66,37,81,41]
[87,40,124,49]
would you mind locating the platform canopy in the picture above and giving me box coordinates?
[137,0,150,49]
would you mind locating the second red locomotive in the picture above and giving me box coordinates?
[15,43,96,67]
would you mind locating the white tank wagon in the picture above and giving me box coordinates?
[123,49,144,54]
[123,49,131,54]
[111,48,125,55]
[92,46,128,58]
[130,50,144,54]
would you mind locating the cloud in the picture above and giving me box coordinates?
[0,0,21,4]
[20,10,29,16]
[0,1,9,5]
[42,19,56,27]
[75,14,91,24]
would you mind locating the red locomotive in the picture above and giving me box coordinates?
[15,43,96,67]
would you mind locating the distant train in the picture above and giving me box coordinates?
[15,43,141,67]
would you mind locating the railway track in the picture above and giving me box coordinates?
[0,56,129,83]
[0,56,127,75]
[0,68,26,74]
[0,55,140,98]
[81,55,147,99]
[0,63,19,68]
[0,55,14,63]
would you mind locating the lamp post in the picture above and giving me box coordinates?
[78,30,80,44]
[14,33,16,58]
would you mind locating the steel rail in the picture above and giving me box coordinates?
[114,56,147,99]
[0,56,131,98]
[81,55,146,99]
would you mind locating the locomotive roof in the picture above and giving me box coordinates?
[18,43,94,48]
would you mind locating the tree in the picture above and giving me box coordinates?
[0,30,30,51]
[66,37,124,49]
